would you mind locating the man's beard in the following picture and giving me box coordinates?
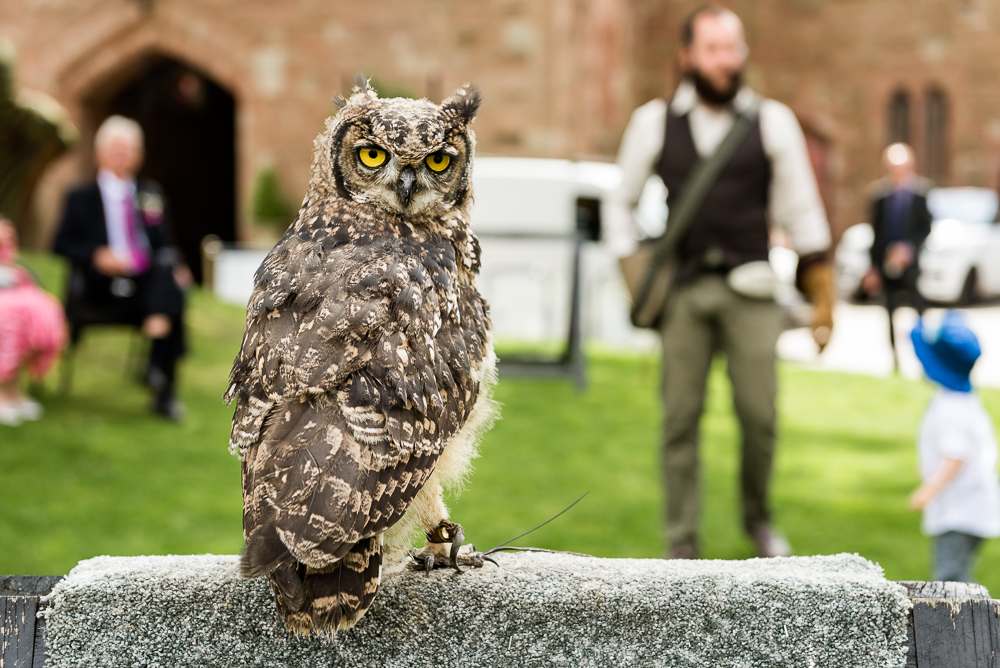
[690,68,742,106]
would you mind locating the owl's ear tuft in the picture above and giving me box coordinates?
[441,83,481,122]
[332,94,348,110]
[351,74,377,98]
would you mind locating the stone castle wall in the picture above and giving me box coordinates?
[631,0,1000,236]
[0,0,629,245]
[3,0,1000,246]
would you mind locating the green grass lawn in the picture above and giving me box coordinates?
[3,253,1000,595]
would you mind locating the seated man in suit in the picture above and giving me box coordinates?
[54,115,191,420]
[862,142,932,370]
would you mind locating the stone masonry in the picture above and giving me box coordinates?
[2,0,1000,245]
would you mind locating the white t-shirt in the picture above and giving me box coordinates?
[918,388,1000,537]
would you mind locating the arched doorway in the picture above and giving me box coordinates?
[81,53,236,283]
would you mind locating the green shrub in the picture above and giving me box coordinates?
[251,166,294,230]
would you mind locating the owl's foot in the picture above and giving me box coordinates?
[407,520,498,575]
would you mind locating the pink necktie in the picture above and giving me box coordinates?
[123,195,151,274]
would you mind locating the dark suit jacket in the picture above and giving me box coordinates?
[53,179,184,317]
[869,181,933,278]
[53,179,177,269]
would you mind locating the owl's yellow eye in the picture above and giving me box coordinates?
[426,152,451,172]
[359,148,387,168]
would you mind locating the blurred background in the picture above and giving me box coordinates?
[3,0,1000,592]
[5,0,1000,250]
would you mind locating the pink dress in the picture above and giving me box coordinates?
[0,265,67,383]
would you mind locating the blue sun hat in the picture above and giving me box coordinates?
[910,311,981,392]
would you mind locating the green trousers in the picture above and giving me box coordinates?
[660,274,782,553]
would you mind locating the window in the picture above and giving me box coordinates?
[887,89,910,145]
[924,88,948,183]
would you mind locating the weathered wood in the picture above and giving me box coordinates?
[904,606,918,668]
[901,581,991,601]
[0,578,62,598]
[1,577,62,668]
[899,580,1000,667]
[30,616,46,668]
[2,596,39,668]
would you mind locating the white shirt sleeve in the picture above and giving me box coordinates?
[602,99,667,259]
[759,100,831,256]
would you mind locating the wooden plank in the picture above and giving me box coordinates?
[30,616,46,668]
[898,581,1000,667]
[968,599,996,668]
[984,599,1000,668]
[904,606,918,668]
[899,580,991,601]
[1,596,39,668]
[1,577,62,668]
[0,578,61,598]
[912,600,967,666]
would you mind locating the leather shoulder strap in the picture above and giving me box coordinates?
[655,98,760,260]
[630,99,760,322]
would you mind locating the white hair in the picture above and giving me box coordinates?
[885,142,914,167]
[94,115,144,153]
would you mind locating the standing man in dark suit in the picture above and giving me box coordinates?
[862,142,932,370]
[54,115,191,419]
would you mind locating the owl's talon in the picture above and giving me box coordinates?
[450,524,466,574]
[407,521,497,574]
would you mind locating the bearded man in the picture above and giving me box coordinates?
[604,4,836,559]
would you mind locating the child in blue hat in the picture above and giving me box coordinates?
[909,311,1000,582]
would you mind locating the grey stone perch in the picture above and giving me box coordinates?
[5,555,998,667]
[0,552,923,668]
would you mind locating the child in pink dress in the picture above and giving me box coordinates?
[0,217,67,426]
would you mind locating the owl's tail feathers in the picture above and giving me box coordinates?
[241,523,289,578]
[270,534,384,635]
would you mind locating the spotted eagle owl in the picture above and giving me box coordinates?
[224,77,497,634]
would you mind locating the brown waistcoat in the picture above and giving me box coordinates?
[656,106,772,283]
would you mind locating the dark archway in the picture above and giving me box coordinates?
[83,54,236,283]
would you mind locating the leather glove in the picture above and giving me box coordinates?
[800,261,835,352]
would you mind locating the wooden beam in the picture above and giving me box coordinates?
[0,577,63,668]
[899,581,1000,667]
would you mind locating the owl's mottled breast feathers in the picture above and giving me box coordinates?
[226,194,490,469]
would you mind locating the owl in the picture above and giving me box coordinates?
[224,77,497,634]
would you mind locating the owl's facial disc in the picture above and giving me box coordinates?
[332,105,472,217]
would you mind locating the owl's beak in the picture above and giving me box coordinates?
[396,166,417,207]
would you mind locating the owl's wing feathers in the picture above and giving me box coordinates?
[239,398,438,572]
[228,218,489,584]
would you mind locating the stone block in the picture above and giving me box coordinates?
[42,552,911,668]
